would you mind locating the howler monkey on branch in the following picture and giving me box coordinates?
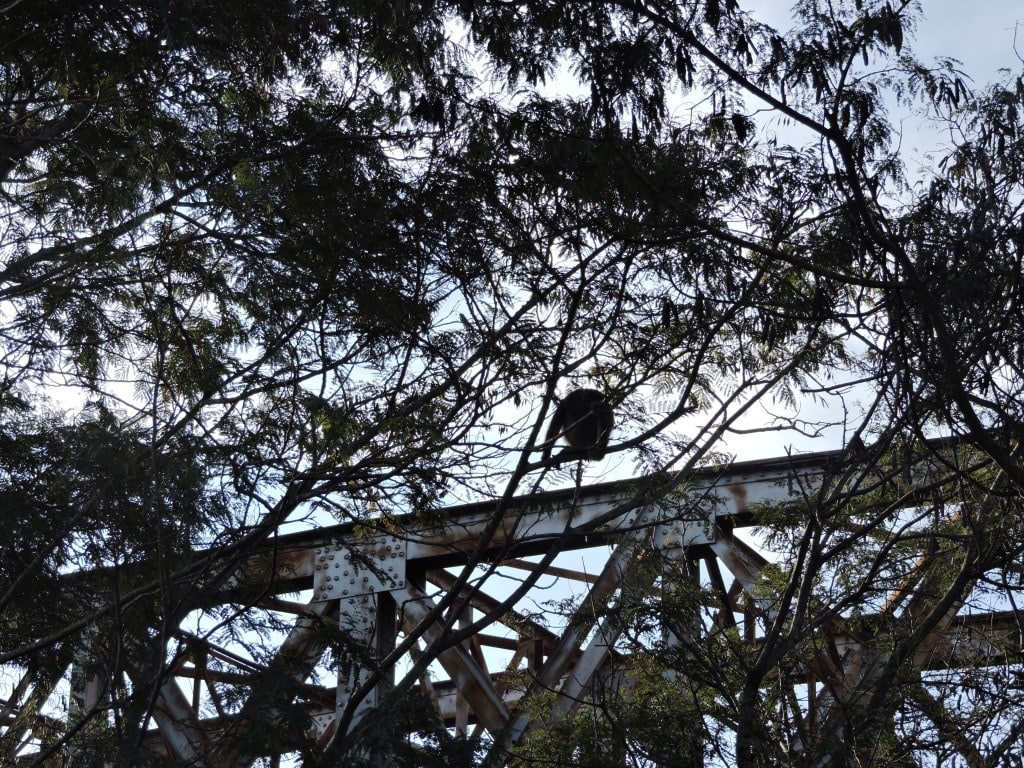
[541,388,614,462]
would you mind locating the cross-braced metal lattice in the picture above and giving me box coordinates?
[3,439,1021,766]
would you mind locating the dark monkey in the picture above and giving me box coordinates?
[541,388,614,461]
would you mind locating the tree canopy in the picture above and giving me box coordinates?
[2,0,1023,765]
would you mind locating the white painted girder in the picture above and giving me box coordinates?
[230,449,839,600]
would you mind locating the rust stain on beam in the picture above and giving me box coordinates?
[499,557,601,583]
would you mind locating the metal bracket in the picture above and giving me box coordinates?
[654,516,715,548]
[647,501,716,549]
[313,536,407,601]
[615,501,716,549]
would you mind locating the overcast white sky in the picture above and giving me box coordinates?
[760,1,1023,77]
[718,2,1024,463]
[754,1,1022,81]
[912,1,1022,78]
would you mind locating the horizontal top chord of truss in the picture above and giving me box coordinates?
[226,445,851,600]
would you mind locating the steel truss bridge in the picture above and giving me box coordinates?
[2,441,1022,766]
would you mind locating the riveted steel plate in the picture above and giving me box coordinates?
[312,535,407,601]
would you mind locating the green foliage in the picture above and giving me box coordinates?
[2,0,1023,764]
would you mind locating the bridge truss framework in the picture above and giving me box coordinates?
[2,442,1022,766]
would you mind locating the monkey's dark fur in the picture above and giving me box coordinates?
[541,388,614,461]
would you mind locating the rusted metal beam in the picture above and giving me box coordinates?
[499,558,601,584]
[206,447,842,602]
[212,598,339,768]
[13,437,1007,768]
[393,583,511,732]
